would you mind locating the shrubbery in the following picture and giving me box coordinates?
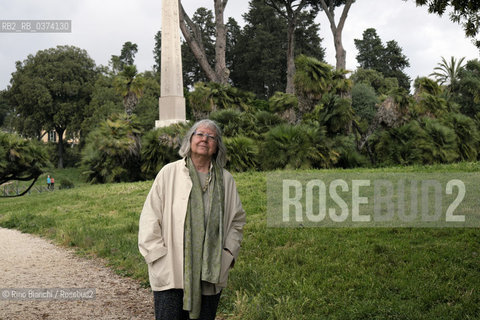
[224,135,259,172]
[140,123,190,180]
[59,178,75,189]
[81,113,142,183]
[0,132,51,194]
[76,58,480,183]
[260,123,336,170]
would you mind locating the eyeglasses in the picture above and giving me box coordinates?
[193,131,217,142]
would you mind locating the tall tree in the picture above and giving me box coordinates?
[81,71,123,141]
[113,65,145,116]
[231,0,287,98]
[0,90,10,128]
[153,31,162,74]
[110,41,144,116]
[110,41,138,74]
[354,28,384,70]
[179,0,230,84]
[264,0,319,93]
[453,58,480,116]
[354,28,411,90]
[225,17,242,79]
[133,71,161,132]
[232,0,324,98]
[154,10,240,88]
[382,40,411,89]
[294,11,326,59]
[316,0,355,70]
[430,56,466,91]
[181,7,216,87]
[8,45,97,168]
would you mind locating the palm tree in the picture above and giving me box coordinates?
[113,65,145,116]
[294,55,353,124]
[81,113,143,183]
[294,55,333,99]
[430,56,466,92]
[188,82,255,120]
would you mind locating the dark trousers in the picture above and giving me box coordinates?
[153,289,221,320]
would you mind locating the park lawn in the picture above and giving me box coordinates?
[0,164,479,319]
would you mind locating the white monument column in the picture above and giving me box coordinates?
[155,0,186,128]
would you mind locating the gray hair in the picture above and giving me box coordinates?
[179,119,227,168]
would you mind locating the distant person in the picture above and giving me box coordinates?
[51,177,55,190]
[138,119,246,320]
[47,175,51,190]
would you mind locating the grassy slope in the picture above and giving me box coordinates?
[0,164,479,319]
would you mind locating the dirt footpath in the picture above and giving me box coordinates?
[0,227,154,320]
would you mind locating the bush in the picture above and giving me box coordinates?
[59,178,75,189]
[311,94,354,136]
[81,113,142,183]
[442,112,480,161]
[189,82,256,120]
[419,117,458,164]
[253,111,285,135]
[209,109,255,137]
[268,92,298,113]
[351,68,399,95]
[351,83,379,123]
[374,120,429,166]
[374,118,459,166]
[332,135,369,168]
[224,135,259,172]
[259,124,338,170]
[0,132,51,186]
[268,92,299,124]
[140,123,190,180]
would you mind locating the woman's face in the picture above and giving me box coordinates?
[190,125,218,159]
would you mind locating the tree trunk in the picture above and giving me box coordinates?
[264,0,311,94]
[179,2,218,82]
[286,20,296,94]
[214,0,230,84]
[319,0,354,70]
[56,127,65,169]
[124,91,138,116]
[333,28,346,71]
[179,0,229,84]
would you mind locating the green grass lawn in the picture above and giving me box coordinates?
[1,164,479,319]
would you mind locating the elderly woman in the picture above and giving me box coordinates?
[138,119,246,320]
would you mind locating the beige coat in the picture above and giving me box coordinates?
[138,158,246,291]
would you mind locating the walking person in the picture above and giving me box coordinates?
[138,119,246,320]
[50,177,55,190]
[47,175,51,190]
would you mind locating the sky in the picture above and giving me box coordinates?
[0,0,479,91]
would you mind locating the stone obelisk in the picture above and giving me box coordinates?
[155,0,186,128]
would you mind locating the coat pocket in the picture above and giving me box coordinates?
[149,250,170,287]
[219,249,234,285]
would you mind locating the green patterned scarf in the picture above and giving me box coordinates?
[183,157,224,319]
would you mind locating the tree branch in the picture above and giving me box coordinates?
[319,0,336,30]
[178,0,218,82]
[0,175,40,197]
[337,0,354,32]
